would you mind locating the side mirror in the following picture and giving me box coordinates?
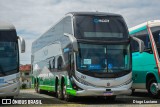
[131,36,145,53]
[64,33,78,52]
[18,36,25,53]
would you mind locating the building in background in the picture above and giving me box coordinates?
[19,64,31,88]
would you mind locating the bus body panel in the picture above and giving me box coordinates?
[129,20,160,94]
[72,72,132,96]
[32,12,132,97]
[0,73,20,97]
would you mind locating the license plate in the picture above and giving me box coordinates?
[0,78,4,83]
[103,92,113,96]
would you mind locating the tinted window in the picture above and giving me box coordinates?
[76,43,131,73]
[32,20,64,53]
[151,26,160,57]
[74,15,128,40]
[0,30,17,42]
[52,58,55,69]
[57,56,63,70]
[131,38,139,52]
[131,29,152,52]
[64,16,72,34]
[0,42,18,75]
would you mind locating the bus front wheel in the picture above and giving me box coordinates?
[35,83,38,93]
[147,78,160,98]
[35,83,42,94]
[62,83,73,101]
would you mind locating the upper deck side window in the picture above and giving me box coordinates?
[32,16,73,53]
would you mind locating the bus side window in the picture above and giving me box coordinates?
[134,29,153,53]
[70,54,74,70]
[52,58,55,69]
[49,60,51,70]
[130,36,139,52]
[57,56,63,70]
[64,16,72,35]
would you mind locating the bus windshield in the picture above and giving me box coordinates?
[151,26,160,58]
[74,15,128,40]
[76,43,131,73]
[0,42,18,75]
[0,30,18,75]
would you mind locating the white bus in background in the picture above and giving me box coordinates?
[0,21,25,98]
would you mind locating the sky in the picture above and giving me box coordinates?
[0,0,159,64]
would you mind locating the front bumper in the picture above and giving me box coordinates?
[76,88,132,96]
[0,82,20,97]
[73,77,132,96]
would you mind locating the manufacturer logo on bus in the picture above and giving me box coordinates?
[94,19,110,23]
[107,82,110,87]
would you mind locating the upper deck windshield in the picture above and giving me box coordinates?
[151,26,160,58]
[74,15,129,40]
[0,30,18,75]
[76,43,131,77]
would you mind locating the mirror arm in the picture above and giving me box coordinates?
[64,33,78,52]
[131,36,145,53]
[18,36,26,53]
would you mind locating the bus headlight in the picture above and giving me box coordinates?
[7,77,19,84]
[122,78,132,86]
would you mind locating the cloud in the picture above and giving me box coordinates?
[0,0,159,64]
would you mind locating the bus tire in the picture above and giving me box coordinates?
[131,89,135,95]
[147,78,160,98]
[57,84,63,99]
[37,83,43,94]
[62,82,72,101]
[35,83,38,93]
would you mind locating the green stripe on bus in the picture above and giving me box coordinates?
[31,84,34,88]
[39,85,55,91]
[129,26,147,35]
[66,89,76,96]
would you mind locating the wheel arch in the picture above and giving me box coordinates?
[146,73,157,88]
[55,76,59,92]
[61,76,65,87]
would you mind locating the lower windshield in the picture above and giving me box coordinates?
[151,26,160,58]
[76,43,130,73]
[0,42,18,75]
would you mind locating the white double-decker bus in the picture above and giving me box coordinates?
[32,12,144,101]
[0,21,25,98]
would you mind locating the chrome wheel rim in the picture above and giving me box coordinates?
[150,83,158,95]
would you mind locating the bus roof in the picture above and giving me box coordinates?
[67,12,122,17]
[129,20,160,35]
[32,12,123,46]
[0,21,15,30]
